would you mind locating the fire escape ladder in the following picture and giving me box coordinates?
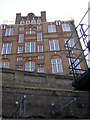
[65,8,90,91]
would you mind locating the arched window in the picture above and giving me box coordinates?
[51,58,63,74]
[25,61,35,72]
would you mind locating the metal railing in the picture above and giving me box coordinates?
[65,7,90,80]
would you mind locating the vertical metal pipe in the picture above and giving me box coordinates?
[24,97,26,117]
[20,96,22,117]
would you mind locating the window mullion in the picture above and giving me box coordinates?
[53,40,55,50]
[25,43,26,52]
[51,25,52,32]
[6,44,8,54]
[34,42,35,52]
[29,62,31,71]
[30,42,31,52]
[56,60,58,73]
[4,63,5,68]
[9,28,11,36]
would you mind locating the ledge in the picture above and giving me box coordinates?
[1,68,73,80]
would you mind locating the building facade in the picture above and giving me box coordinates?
[1,11,90,119]
[0,11,87,75]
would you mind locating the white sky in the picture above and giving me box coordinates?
[0,0,89,26]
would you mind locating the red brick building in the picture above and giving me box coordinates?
[0,11,87,75]
[1,11,90,119]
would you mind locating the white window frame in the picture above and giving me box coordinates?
[1,24,6,29]
[69,39,75,48]
[37,18,41,23]
[48,24,56,33]
[17,57,23,61]
[25,42,35,53]
[38,66,44,73]
[37,33,42,41]
[65,39,75,50]
[51,58,63,74]
[5,28,13,36]
[20,19,24,24]
[62,23,71,32]
[26,18,30,24]
[69,58,81,73]
[0,62,9,68]
[2,43,11,54]
[31,19,36,24]
[19,26,24,31]
[16,65,23,71]
[38,45,43,52]
[19,34,24,43]
[25,61,35,72]
[49,40,60,51]
[18,46,23,53]
[26,28,35,35]
[37,25,42,30]
[38,56,44,59]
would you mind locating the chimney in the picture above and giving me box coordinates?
[41,11,46,22]
[15,13,21,24]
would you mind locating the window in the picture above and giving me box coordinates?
[5,28,13,36]
[62,23,71,32]
[37,18,41,23]
[38,56,44,59]
[19,34,24,43]
[16,65,23,70]
[48,24,56,33]
[31,19,36,24]
[38,45,43,52]
[26,28,35,35]
[0,62,9,68]
[37,33,42,41]
[19,26,24,31]
[25,61,35,72]
[38,66,44,73]
[1,24,6,29]
[26,18,30,24]
[49,40,60,51]
[37,25,42,30]
[17,57,23,61]
[69,58,81,73]
[18,46,23,53]
[0,63,2,68]
[51,58,63,74]
[25,42,35,53]
[65,39,75,50]
[55,21,61,25]
[69,39,75,48]
[2,43,11,54]
[20,19,24,24]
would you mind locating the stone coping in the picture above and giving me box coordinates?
[1,68,73,80]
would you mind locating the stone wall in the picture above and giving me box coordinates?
[1,68,90,119]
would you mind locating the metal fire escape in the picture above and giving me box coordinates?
[65,7,90,91]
